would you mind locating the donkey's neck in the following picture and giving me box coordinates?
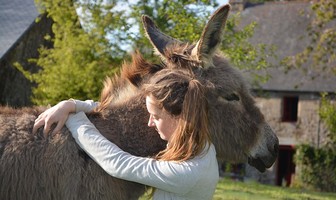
[88,94,166,157]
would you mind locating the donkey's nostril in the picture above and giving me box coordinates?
[274,144,279,153]
[272,143,279,157]
[268,142,279,157]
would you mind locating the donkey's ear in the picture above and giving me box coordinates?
[142,15,181,59]
[192,4,231,68]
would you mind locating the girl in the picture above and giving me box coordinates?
[33,69,219,199]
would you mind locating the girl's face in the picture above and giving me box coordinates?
[146,96,179,142]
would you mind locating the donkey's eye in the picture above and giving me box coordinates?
[225,93,240,101]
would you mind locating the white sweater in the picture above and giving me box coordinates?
[66,101,219,199]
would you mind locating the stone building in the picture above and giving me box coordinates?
[235,0,336,186]
[0,0,53,107]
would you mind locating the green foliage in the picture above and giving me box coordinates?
[294,144,336,192]
[221,12,275,86]
[129,0,275,82]
[128,0,219,61]
[284,1,336,191]
[28,0,127,105]
[288,0,336,193]
[294,95,336,192]
[319,94,336,146]
[283,0,336,76]
[22,0,275,105]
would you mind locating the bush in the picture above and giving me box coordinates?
[294,144,336,192]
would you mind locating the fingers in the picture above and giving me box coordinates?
[32,101,71,137]
[33,112,47,134]
[52,119,66,135]
[43,120,52,136]
[33,112,54,136]
[32,118,44,134]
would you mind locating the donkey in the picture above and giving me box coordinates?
[0,4,278,200]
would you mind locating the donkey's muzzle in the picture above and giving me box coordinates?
[248,124,279,173]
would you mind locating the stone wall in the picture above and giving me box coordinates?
[244,91,332,185]
[255,93,329,147]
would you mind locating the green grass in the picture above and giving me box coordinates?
[140,178,336,200]
[213,178,336,200]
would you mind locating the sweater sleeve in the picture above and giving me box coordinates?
[65,112,200,195]
[73,99,99,113]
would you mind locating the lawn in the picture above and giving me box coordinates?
[139,178,336,199]
[213,178,336,200]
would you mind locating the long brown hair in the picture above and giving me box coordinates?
[143,69,211,162]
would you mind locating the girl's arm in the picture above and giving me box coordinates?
[33,99,99,135]
[66,111,202,195]
[71,99,99,113]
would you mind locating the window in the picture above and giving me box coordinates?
[282,96,298,122]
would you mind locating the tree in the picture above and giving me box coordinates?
[221,13,275,85]
[129,0,275,69]
[283,0,336,76]
[291,0,336,192]
[320,94,336,149]
[284,0,336,145]
[127,0,275,83]
[17,0,130,105]
[127,0,220,59]
[17,0,275,105]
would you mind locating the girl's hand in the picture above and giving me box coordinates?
[33,100,76,136]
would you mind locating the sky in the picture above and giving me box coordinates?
[218,0,230,6]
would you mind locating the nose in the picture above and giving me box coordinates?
[148,115,155,127]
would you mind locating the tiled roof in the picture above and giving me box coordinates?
[240,1,336,93]
[0,0,38,58]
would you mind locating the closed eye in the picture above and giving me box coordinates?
[152,114,160,120]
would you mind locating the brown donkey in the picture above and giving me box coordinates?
[0,4,278,200]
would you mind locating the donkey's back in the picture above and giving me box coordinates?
[0,106,147,200]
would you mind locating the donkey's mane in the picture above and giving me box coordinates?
[161,43,201,70]
[120,51,163,86]
[97,51,162,113]
[97,43,221,113]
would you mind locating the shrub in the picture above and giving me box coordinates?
[294,144,336,192]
